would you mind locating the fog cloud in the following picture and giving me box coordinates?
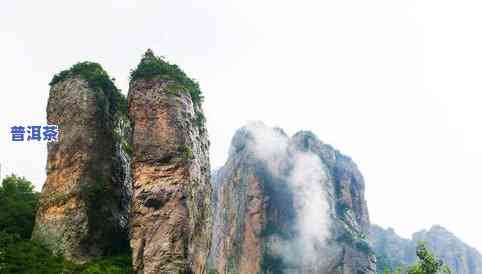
[245,122,331,271]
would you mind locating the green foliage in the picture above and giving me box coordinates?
[0,231,133,274]
[165,83,183,96]
[0,175,38,238]
[179,145,193,161]
[81,176,109,207]
[260,223,291,239]
[261,252,293,274]
[335,201,350,219]
[78,255,133,274]
[384,268,403,274]
[0,231,80,274]
[336,229,357,245]
[376,253,404,274]
[383,243,451,274]
[50,62,127,117]
[406,243,451,274]
[336,230,374,255]
[122,140,133,157]
[195,109,206,129]
[0,173,133,273]
[129,49,204,106]
[354,239,373,254]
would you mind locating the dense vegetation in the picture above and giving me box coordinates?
[384,243,451,274]
[377,253,405,274]
[0,175,38,238]
[0,175,134,274]
[50,62,128,117]
[129,49,204,106]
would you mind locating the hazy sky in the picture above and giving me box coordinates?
[1,0,481,251]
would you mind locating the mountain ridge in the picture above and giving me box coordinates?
[370,224,482,274]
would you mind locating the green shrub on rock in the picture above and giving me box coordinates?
[50,61,127,117]
[129,49,204,106]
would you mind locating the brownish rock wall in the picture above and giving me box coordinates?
[209,123,376,274]
[128,52,212,274]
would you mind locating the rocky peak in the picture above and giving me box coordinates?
[138,49,166,68]
[290,130,320,149]
[369,225,416,273]
[32,62,131,263]
[413,226,482,274]
[422,225,451,235]
[128,50,212,274]
[290,131,338,169]
[227,125,252,156]
[370,225,482,274]
[209,122,375,274]
[228,122,289,157]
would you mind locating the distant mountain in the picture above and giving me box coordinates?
[370,225,482,274]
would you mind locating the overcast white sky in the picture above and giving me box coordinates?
[1,0,481,251]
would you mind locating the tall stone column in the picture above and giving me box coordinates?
[32,62,131,263]
[128,50,212,274]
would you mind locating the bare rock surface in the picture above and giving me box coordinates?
[128,51,212,274]
[32,64,131,263]
[209,122,375,274]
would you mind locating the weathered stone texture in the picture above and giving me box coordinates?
[209,124,375,274]
[32,76,131,262]
[128,77,212,273]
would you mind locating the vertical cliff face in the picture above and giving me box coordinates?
[290,131,375,274]
[128,50,212,274]
[370,225,482,274]
[32,62,131,263]
[209,128,274,274]
[209,122,375,274]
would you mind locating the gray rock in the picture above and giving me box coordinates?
[370,225,482,274]
[32,68,131,263]
[209,122,375,274]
